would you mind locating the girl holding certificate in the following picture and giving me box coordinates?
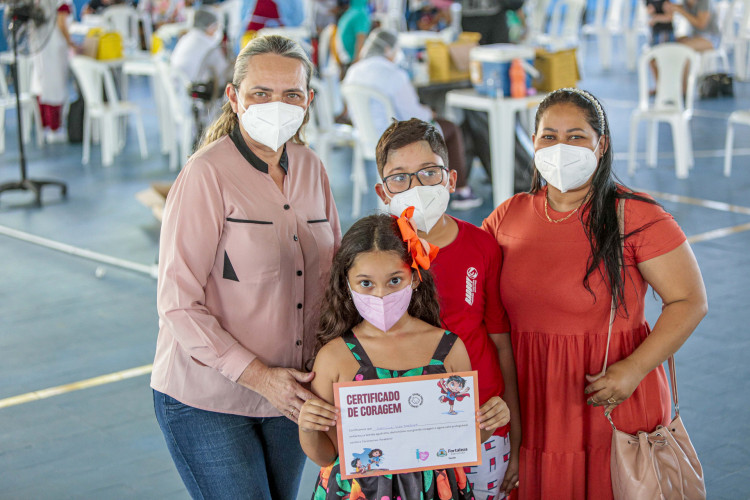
[298,214,511,499]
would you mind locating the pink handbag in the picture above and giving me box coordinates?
[598,200,706,500]
[608,358,706,499]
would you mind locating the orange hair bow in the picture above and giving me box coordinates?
[396,207,439,281]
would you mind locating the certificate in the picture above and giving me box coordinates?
[334,371,481,479]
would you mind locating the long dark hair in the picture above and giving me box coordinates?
[316,214,441,351]
[530,88,658,315]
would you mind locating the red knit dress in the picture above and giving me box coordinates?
[482,188,686,499]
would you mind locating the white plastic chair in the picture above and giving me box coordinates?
[70,55,148,166]
[524,0,553,42]
[340,83,396,217]
[0,53,43,148]
[102,5,141,53]
[531,0,587,51]
[628,43,701,179]
[154,58,194,170]
[307,76,355,170]
[723,110,750,176]
[727,0,750,80]
[0,68,11,153]
[582,0,642,71]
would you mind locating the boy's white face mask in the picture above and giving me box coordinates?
[386,183,450,233]
[236,93,305,152]
[534,142,600,193]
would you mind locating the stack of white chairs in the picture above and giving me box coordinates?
[340,83,395,217]
[70,55,148,166]
[628,43,700,179]
[730,0,750,80]
[0,53,43,148]
[723,110,750,176]
[581,0,645,71]
[102,4,157,99]
[307,76,355,171]
[528,0,587,51]
[0,66,11,153]
[102,5,141,54]
[154,58,194,171]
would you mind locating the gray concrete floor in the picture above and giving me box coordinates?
[1,38,749,499]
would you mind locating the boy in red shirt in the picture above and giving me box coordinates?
[374,118,521,499]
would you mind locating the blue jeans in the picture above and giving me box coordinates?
[153,390,306,500]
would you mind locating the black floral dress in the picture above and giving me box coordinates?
[311,330,475,500]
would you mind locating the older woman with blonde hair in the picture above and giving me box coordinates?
[151,35,341,499]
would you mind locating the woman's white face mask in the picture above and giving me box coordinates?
[235,91,305,152]
[534,141,601,193]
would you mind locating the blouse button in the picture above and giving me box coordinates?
[296,270,303,276]
[297,303,303,309]
[283,204,290,210]
[293,235,298,241]
[296,340,302,346]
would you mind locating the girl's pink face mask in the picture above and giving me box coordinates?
[348,282,413,332]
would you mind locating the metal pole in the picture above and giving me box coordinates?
[0,224,158,279]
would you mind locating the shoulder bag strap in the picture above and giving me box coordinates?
[602,198,680,429]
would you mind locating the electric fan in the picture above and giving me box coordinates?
[0,0,66,206]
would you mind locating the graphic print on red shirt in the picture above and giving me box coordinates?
[430,217,510,436]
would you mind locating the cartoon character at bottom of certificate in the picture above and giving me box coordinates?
[437,375,471,415]
[351,448,386,473]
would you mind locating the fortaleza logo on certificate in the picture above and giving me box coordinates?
[333,371,481,479]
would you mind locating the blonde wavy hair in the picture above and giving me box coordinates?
[198,35,313,150]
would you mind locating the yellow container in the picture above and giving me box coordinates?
[533,48,580,92]
[241,30,257,50]
[151,34,163,54]
[97,32,124,60]
[425,32,481,84]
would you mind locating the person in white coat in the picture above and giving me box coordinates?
[344,28,482,210]
[170,8,231,92]
[31,0,77,143]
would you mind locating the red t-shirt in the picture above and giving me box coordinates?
[430,217,511,436]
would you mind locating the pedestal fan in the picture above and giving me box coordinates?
[0,0,66,206]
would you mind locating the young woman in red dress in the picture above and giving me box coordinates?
[482,88,708,499]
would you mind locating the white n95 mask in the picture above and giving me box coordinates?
[534,143,599,193]
[237,98,305,152]
[386,184,450,233]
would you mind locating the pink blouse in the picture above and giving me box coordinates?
[151,134,342,417]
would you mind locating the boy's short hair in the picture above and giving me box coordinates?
[375,118,450,180]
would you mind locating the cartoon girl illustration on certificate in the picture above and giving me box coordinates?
[438,375,470,415]
[367,449,384,470]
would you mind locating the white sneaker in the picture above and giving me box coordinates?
[46,129,67,144]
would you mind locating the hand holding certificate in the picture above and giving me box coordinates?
[334,371,481,479]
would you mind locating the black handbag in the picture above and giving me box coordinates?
[698,73,734,99]
[67,95,84,144]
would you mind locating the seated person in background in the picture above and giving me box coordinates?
[646,0,675,45]
[170,8,231,96]
[663,0,719,52]
[82,0,113,15]
[82,0,133,16]
[407,0,452,32]
[344,28,482,209]
[336,0,371,64]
